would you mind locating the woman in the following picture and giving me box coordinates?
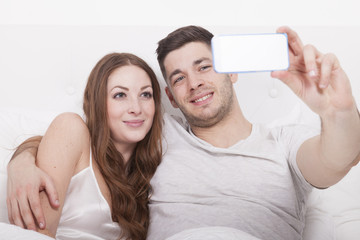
[8,53,162,240]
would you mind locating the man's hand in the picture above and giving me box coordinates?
[6,150,60,231]
[271,26,355,117]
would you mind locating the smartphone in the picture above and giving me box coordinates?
[211,33,289,73]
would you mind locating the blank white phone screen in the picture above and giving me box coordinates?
[211,33,289,73]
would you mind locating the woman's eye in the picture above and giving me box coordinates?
[141,91,153,98]
[114,92,126,98]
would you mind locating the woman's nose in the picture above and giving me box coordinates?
[128,98,141,115]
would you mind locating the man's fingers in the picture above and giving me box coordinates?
[303,44,322,79]
[20,206,37,230]
[320,53,340,89]
[6,197,14,224]
[9,198,25,229]
[277,26,304,57]
[28,191,46,230]
[270,70,288,81]
[42,175,60,208]
[17,187,37,230]
[303,45,340,89]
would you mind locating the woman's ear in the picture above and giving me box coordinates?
[165,87,179,108]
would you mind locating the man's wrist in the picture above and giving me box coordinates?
[8,149,36,171]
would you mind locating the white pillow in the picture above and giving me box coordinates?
[303,189,335,240]
[311,165,360,240]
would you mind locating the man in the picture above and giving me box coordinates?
[7,26,360,239]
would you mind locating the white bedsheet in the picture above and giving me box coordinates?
[166,227,261,240]
[0,223,54,240]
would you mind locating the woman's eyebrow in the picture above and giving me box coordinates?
[141,85,152,90]
[110,85,129,91]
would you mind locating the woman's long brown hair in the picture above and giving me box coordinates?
[83,53,162,239]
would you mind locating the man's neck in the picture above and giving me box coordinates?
[190,107,252,148]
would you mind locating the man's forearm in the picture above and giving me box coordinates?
[319,103,360,170]
[9,136,42,164]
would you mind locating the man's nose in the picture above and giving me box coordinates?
[188,73,205,91]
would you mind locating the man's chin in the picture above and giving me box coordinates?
[185,113,221,128]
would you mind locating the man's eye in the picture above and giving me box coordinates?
[174,76,184,85]
[200,65,211,71]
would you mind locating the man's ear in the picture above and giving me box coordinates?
[229,73,238,83]
[165,87,179,108]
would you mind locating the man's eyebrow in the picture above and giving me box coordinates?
[168,69,182,82]
[193,57,212,66]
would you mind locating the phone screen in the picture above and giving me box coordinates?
[211,33,289,73]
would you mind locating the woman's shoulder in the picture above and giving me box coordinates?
[47,112,90,156]
[47,112,91,173]
[52,112,86,126]
[50,112,89,137]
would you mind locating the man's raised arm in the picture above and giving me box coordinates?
[272,26,360,188]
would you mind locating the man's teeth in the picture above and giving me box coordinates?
[194,94,212,103]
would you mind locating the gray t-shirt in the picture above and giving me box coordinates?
[147,114,318,240]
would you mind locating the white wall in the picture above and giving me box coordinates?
[0,1,359,124]
[1,0,359,26]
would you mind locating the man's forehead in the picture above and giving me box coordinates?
[164,42,212,70]
[169,42,211,57]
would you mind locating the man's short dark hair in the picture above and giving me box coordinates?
[156,25,213,81]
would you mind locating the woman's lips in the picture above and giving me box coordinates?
[124,120,144,127]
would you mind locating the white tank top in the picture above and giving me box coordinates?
[56,151,122,240]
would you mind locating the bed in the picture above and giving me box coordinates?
[0,25,359,239]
